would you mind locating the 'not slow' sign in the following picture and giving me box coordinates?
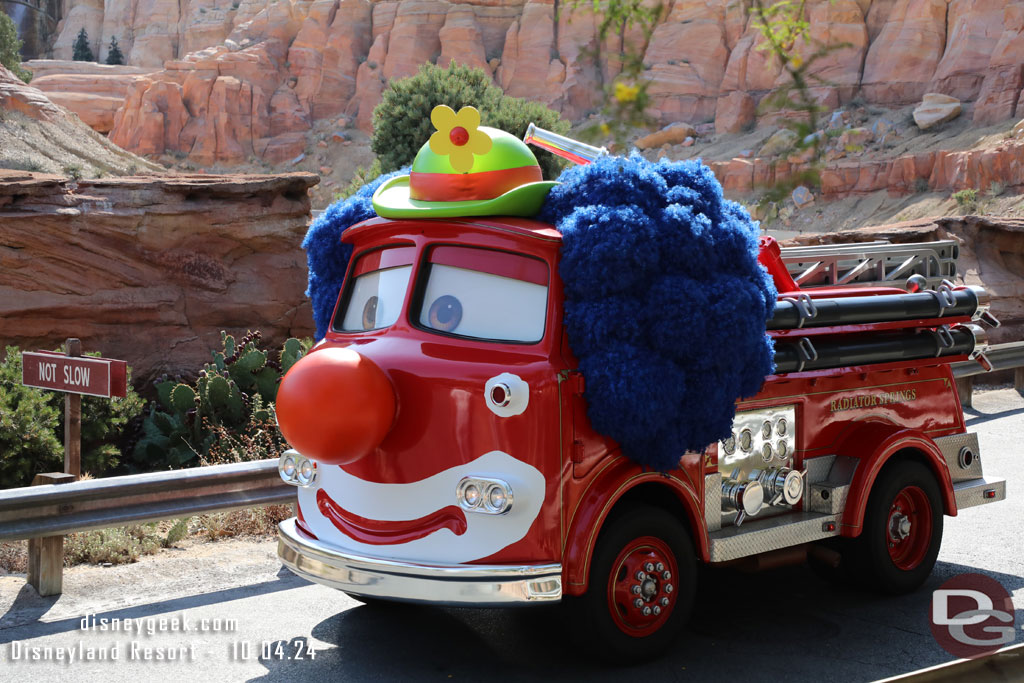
[22,351,127,398]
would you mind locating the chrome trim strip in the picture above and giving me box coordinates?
[277,519,562,606]
[953,477,1006,510]
[704,472,722,532]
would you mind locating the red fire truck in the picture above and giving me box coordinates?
[273,119,1006,661]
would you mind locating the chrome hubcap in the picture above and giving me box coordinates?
[889,512,911,541]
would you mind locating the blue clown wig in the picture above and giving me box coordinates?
[538,154,776,470]
[304,156,775,471]
[302,168,409,340]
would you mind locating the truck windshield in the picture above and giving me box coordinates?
[416,246,549,343]
[335,246,414,332]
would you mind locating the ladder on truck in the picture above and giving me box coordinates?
[778,240,960,290]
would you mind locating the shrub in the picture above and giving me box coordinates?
[64,525,162,565]
[105,36,124,65]
[0,11,31,83]
[0,346,145,488]
[73,28,94,62]
[0,350,62,487]
[952,188,979,214]
[134,331,308,469]
[371,61,570,180]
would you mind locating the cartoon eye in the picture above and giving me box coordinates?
[428,295,463,332]
[362,296,378,330]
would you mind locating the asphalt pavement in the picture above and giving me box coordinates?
[0,388,1021,682]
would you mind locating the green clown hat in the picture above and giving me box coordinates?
[372,105,558,219]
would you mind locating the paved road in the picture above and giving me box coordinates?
[0,389,1022,682]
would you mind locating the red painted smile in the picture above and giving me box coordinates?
[315,489,468,545]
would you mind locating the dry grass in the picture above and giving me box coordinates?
[194,504,292,542]
[0,542,27,574]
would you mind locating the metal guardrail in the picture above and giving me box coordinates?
[952,341,1024,379]
[952,342,1024,409]
[0,459,291,542]
[875,642,1024,682]
[0,459,293,596]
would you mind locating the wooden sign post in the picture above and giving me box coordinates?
[20,339,127,596]
[64,339,82,478]
[22,338,128,478]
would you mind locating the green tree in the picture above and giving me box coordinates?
[0,346,144,488]
[73,28,94,62]
[371,62,570,181]
[105,35,124,65]
[0,10,31,83]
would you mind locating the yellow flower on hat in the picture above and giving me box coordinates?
[428,105,493,173]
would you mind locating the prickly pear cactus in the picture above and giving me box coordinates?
[134,331,310,469]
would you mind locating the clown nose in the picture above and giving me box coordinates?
[275,347,396,465]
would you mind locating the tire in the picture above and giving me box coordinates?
[851,460,944,594]
[565,504,697,663]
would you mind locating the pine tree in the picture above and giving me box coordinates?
[72,28,94,62]
[105,36,124,65]
[0,10,31,83]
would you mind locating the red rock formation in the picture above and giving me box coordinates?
[0,170,318,383]
[861,0,948,105]
[0,68,63,122]
[46,0,1020,165]
[709,138,1024,198]
[972,4,1024,125]
[28,66,155,133]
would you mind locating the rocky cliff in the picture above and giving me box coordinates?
[41,0,1024,167]
[0,64,162,176]
[0,170,319,382]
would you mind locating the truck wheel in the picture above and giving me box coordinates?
[567,504,696,663]
[854,460,943,594]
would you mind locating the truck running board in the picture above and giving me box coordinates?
[708,511,841,563]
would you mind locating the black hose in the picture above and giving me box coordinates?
[773,327,977,374]
[767,288,983,330]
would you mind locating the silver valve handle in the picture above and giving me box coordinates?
[523,123,607,166]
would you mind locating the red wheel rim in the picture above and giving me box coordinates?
[886,485,933,570]
[606,536,679,637]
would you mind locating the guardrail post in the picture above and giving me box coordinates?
[64,338,82,479]
[955,376,974,409]
[1016,367,1024,396]
[27,472,76,597]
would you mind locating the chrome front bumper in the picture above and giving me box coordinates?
[277,519,562,606]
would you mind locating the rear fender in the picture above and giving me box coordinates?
[837,424,955,537]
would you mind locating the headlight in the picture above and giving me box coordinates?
[457,477,514,514]
[279,451,317,487]
[281,455,296,479]
[463,484,482,508]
